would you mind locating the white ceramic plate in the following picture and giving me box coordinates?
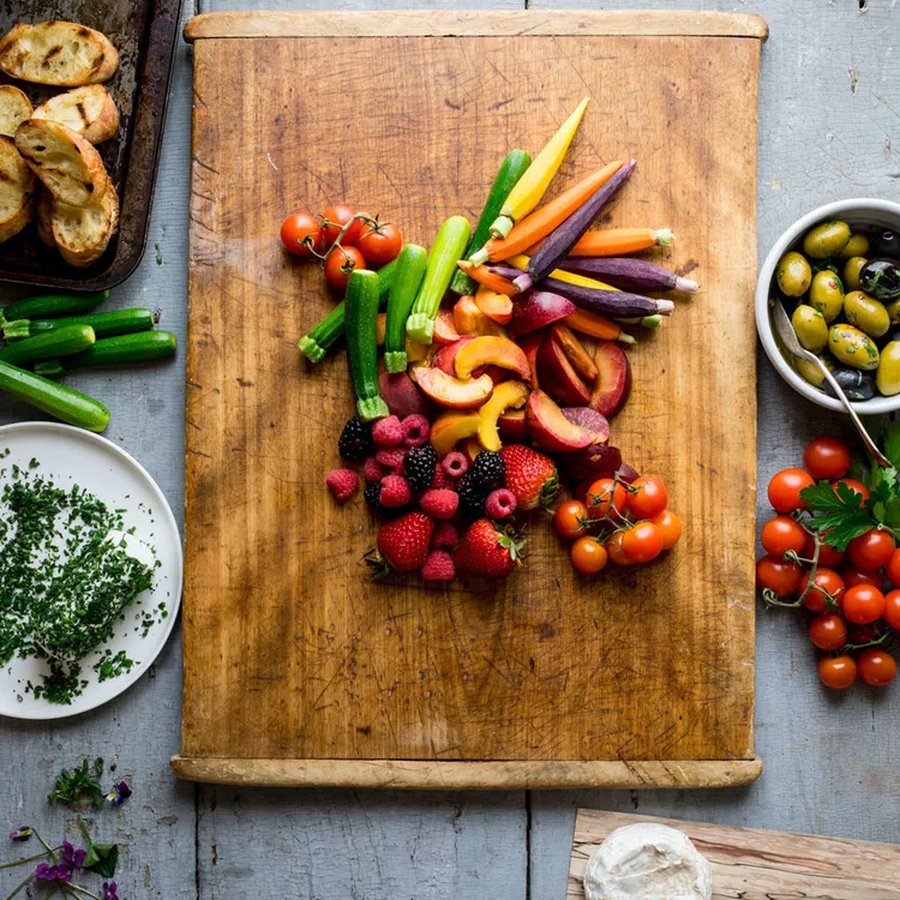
[0,422,182,720]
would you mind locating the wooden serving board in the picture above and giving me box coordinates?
[568,810,900,899]
[173,10,766,789]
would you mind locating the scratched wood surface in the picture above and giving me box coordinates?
[176,11,763,788]
[567,809,900,899]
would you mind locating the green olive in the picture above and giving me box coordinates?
[828,323,880,370]
[877,341,900,396]
[776,251,812,297]
[808,269,844,321]
[843,290,890,338]
[843,256,867,293]
[840,233,870,260]
[794,353,831,388]
[791,304,828,352]
[886,299,900,324]
[802,220,851,259]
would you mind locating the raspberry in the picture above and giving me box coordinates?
[401,414,431,448]
[441,451,468,479]
[431,521,459,550]
[372,415,403,448]
[421,550,455,582]
[404,444,438,491]
[420,489,459,520]
[363,456,385,483]
[430,468,454,490]
[375,447,407,473]
[380,475,412,508]
[338,417,373,463]
[485,488,517,520]
[325,468,359,504]
[469,450,506,490]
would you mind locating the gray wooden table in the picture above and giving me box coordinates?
[1,1,898,897]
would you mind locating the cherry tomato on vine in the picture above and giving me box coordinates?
[802,532,845,567]
[847,625,879,645]
[848,528,895,571]
[756,555,802,598]
[809,613,847,651]
[606,532,635,566]
[799,567,844,614]
[323,246,366,291]
[841,565,883,589]
[570,537,608,574]
[585,478,627,520]
[625,475,668,519]
[803,436,851,480]
[320,204,364,249]
[280,211,322,257]
[832,478,870,501]
[817,655,857,689]
[622,521,663,563]
[554,500,588,540]
[857,648,897,686]
[884,589,900,630]
[357,221,402,265]
[761,516,807,557]
[885,549,900,587]
[651,509,683,550]
[767,468,815,513]
[841,584,886,625]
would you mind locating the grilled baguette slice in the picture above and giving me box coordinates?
[0,85,33,138]
[15,118,109,207]
[35,188,55,247]
[0,21,119,87]
[33,84,119,144]
[0,135,35,243]
[51,184,119,267]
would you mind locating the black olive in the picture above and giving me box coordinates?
[859,258,900,301]
[871,230,899,257]
[824,367,877,401]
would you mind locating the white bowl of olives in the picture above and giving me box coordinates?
[756,198,900,413]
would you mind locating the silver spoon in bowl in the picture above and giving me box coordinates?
[771,300,891,467]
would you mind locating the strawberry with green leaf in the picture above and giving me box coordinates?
[499,444,558,511]
[454,518,525,578]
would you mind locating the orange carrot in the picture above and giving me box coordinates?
[456,261,518,296]
[528,227,675,257]
[566,309,635,344]
[469,161,623,266]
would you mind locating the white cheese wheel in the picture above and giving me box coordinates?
[583,823,713,900]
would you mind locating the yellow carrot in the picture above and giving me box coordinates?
[535,227,674,257]
[489,97,590,240]
[469,161,622,266]
[506,253,618,293]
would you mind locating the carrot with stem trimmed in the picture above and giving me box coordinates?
[455,261,518,296]
[536,227,674,257]
[565,309,635,344]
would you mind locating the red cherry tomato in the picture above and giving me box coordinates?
[651,510,683,550]
[625,475,668,519]
[554,500,588,540]
[585,478,627,520]
[622,521,664,563]
[885,548,900,587]
[799,567,844,613]
[847,625,879,645]
[884,589,900,630]
[832,478,870,501]
[803,436,851,480]
[356,221,403,266]
[756,555,802,598]
[606,532,635,566]
[847,528,895,571]
[280,212,322,257]
[857,648,897,686]
[802,531,845,568]
[570,537,608,574]
[817,655,857,689]
[323,246,366,291]
[841,584,886,624]
[320,204,364,249]
[767,468,815,513]
[841,565,883,589]
[809,613,847,651]
[761,515,807,557]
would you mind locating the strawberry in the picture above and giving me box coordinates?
[453,518,524,578]
[499,444,559,511]
[367,511,434,575]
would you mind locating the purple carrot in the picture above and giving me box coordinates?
[542,276,674,317]
[513,159,636,292]
[487,264,526,283]
[558,256,699,293]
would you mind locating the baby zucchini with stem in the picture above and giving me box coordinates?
[35,331,177,377]
[384,244,428,373]
[345,269,390,421]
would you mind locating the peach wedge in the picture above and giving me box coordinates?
[454,336,531,381]
[411,366,494,410]
[477,380,529,451]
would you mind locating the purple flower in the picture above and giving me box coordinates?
[34,862,73,882]
[102,880,119,900]
[104,781,132,806]
[9,825,32,842]
[62,839,87,869]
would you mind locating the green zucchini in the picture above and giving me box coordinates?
[3,308,156,342]
[0,325,96,367]
[0,361,110,432]
[37,331,177,374]
[298,256,398,364]
[344,269,389,421]
[448,149,531,296]
[384,244,428,373]
[406,216,471,344]
[0,290,109,322]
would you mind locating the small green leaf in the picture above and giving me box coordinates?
[883,422,900,469]
[84,841,118,878]
[799,480,876,550]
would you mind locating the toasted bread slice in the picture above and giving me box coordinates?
[33,84,119,144]
[15,117,109,207]
[0,135,35,243]
[0,21,119,87]
[51,183,118,267]
[35,188,55,247]
[0,85,33,138]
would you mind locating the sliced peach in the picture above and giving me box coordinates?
[518,331,543,391]
[550,323,598,382]
[431,411,482,456]
[476,380,529,451]
[454,335,531,382]
[590,341,632,417]
[411,366,494,410]
[498,409,528,443]
[375,312,387,346]
[536,334,591,406]
[432,337,475,376]
[460,436,482,462]
[379,370,431,419]
[453,295,505,337]
[433,308,461,345]
[474,286,514,324]
[524,389,593,453]
[560,406,609,444]
[406,339,432,365]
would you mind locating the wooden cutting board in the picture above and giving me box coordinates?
[568,810,900,899]
[172,10,766,789]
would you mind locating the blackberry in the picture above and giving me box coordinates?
[338,417,374,463]
[457,473,488,518]
[364,482,386,513]
[404,444,438,491]
[469,450,506,491]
